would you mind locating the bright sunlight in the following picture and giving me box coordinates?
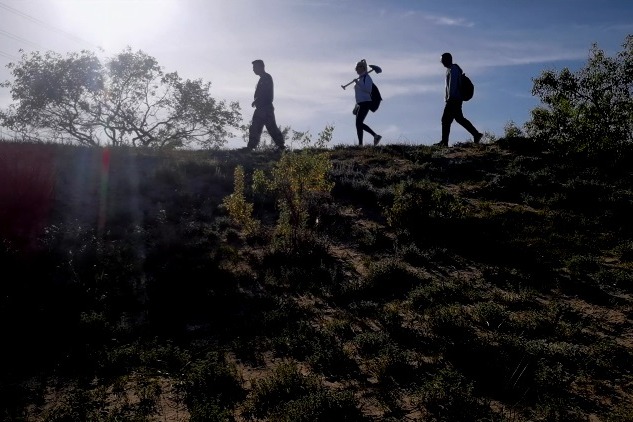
[54,0,179,52]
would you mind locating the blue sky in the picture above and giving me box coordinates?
[0,0,632,148]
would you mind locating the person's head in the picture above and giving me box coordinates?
[252,59,265,75]
[441,52,453,69]
[355,59,367,75]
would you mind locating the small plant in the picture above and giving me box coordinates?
[273,321,354,378]
[385,179,465,235]
[252,125,335,252]
[353,331,392,357]
[427,304,472,339]
[565,254,601,276]
[222,165,260,235]
[416,367,495,421]
[471,301,510,330]
[180,351,245,420]
[243,361,363,421]
[360,257,420,298]
[407,280,464,310]
[615,241,633,262]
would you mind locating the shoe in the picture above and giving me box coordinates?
[474,133,483,144]
[434,141,449,147]
[275,145,286,152]
[238,146,254,152]
[373,135,382,146]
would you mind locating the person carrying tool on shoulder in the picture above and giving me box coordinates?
[353,59,382,146]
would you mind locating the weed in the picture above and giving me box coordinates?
[415,367,496,421]
[407,280,465,311]
[273,321,355,378]
[359,257,421,299]
[243,361,363,421]
[386,180,465,236]
[222,165,260,235]
[180,351,244,419]
[471,301,510,330]
[353,331,392,357]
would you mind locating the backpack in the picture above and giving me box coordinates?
[369,83,382,112]
[459,72,474,101]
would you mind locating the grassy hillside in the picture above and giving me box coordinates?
[1,139,632,421]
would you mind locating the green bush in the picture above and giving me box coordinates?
[526,35,633,154]
[221,125,335,253]
[222,165,260,235]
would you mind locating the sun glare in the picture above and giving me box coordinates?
[55,0,179,52]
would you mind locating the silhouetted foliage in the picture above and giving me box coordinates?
[0,48,242,148]
[527,35,633,153]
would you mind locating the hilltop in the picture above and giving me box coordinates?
[1,139,632,421]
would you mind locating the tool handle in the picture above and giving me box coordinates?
[341,68,375,90]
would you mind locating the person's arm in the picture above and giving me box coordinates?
[255,74,274,106]
[448,64,461,100]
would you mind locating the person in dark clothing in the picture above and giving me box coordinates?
[353,59,381,146]
[437,52,482,147]
[247,59,285,150]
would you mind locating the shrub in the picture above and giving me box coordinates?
[180,351,244,419]
[222,165,260,235]
[253,126,334,252]
[385,179,465,237]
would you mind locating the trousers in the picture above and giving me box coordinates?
[248,105,284,148]
[441,99,478,142]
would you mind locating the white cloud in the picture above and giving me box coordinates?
[425,15,474,28]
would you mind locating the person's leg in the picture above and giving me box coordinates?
[440,101,455,145]
[452,101,480,137]
[362,122,377,138]
[355,104,370,145]
[263,107,285,148]
[362,122,382,146]
[356,102,382,145]
[248,109,265,149]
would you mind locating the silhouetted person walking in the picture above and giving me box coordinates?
[353,59,381,146]
[248,59,285,150]
[437,52,482,147]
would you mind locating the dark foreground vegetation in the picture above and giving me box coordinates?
[1,136,632,421]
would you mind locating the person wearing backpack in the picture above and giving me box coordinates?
[353,59,382,146]
[437,52,482,147]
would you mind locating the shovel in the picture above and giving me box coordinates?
[341,64,383,90]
